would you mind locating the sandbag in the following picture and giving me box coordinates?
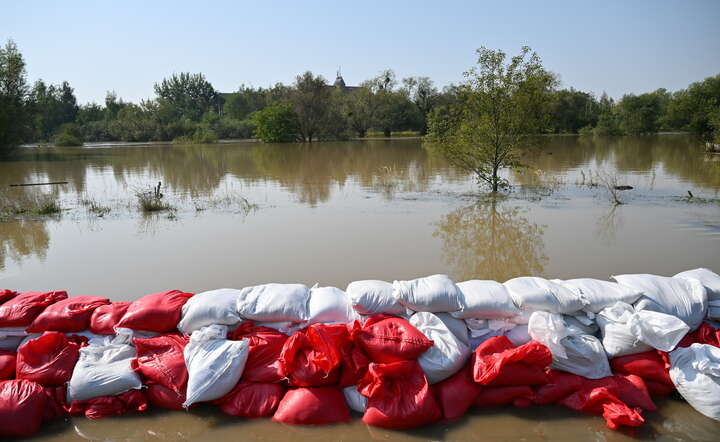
[612,273,707,330]
[473,385,534,407]
[306,286,357,324]
[352,314,433,363]
[339,344,370,387]
[0,379,48,437]
[215,381,284,418]
[409,312,471,384]
[0,290,17,305]
[561,386,644,430]
[610,351,673,386]
[675,268,720,302]
[533,370,584,405]
[16,332,83,386]
[558,278,642,313]
[183,324,249,407]
[26,296,110,333]
[392,274,462,312]
[90,302,130,335]
[597,302,689,358]
[506,325,531,346]
[346,280,406,316]
[436,312,470,346]
[131,334,188,403]
[504,277,584,314]
[343,385,367,413]
[273,386,350,425]
[279,323,349,386]
[67,340,143,402]
[236,283,310,322]
[67,389,147,419]
[229,323,288,383]
[528,311,611,379]
[0,327,27,350]
[0,290,68,327]
[472,336,552,386]
[669,343,720,420]
[0,351,15,379]
[116,290,193,332]
[452,280,519,319]
[177,288,243,334]
[146,383,185,410]
[679,322,720,348]
[433,362,481,421]
[358,360,441,429]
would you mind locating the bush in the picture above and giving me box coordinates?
[53,123,83,146]
[216,117,255,139]
[251,104,298,142]
[173,125,218,144]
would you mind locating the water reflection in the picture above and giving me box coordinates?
[433,198,548,282]
[0,219,49,271]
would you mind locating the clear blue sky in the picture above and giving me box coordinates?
[3,0,719,104]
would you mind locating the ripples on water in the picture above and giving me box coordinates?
[2,134,720,441]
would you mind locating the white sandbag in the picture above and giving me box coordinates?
[675,268,720,302]
[183,324,249,408]
[670,343,720,421]
[451,280,519,319]
[563,313,599,335]
[435,312,469,346]
[409,312,470,384]
[393,274,462,313]
[177,288,243,334]
[612,273,707,330]
[504,277,584,314]
[709,300,720,320]
[343,386,367,413]
[528,311,611,379]
[558,278,642,313]
[506,325,531,346]
[597,302,689,358]
[67,342,143,402]
[346,280,406,316]
[0,327,28,350]
[252,321,305,335]
[307,286,358,324]
[236,283,310,322]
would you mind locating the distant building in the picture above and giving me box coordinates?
[331,70,361,94]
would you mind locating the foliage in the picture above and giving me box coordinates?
[154,72,219,121]
[53,123,83,146]
[223,85,270,120]
[0,40,32,153]
[549,88,600,133]
[30,80,79,140]
[402,76,439,135]
[664,74,720,138]
[251,104,298,142]
[615,89,669,135]
[289,71,334,142]
[426,46,557,192]
[173,126,218,144]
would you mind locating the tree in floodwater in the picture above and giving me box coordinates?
[251,103,299,142]
[0,40,32,152]
[289,71,333,142]
[426,46,557,192]
[433,198,547,282]
[402,76,439,135]
[154,72,219,121]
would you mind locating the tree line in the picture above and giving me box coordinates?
[1,38,719,154]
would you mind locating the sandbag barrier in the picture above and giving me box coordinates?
[0,268,719,437]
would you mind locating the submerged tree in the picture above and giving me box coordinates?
[290,71,332,142]
[402,76,439,135]
[0,40,31,152]
[154,72,219,121]
[426,46,557,192]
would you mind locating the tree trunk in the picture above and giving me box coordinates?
[358,128,366,138]
[383,129,391,137]
[492,166,499,192]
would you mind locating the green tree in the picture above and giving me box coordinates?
[426,46,557,192]
[223,85,268,120]
[664,74,720,138]
[549,88,600,133]
[30,80,79,140]
[402,76,439,135]
[289,71,331,142]
[154,72,219,121]
[251,103,298,142]
[616,89,668,135]
[0,39,31,153]
[53,123,83,146]
[342,81,379,137]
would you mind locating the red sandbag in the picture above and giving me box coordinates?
[473,385,534,407]
[0,290,68,327]
[16,332,83,387]
[132,334,188,395]
[273,386,350,425]
[279,323,349,386]
[615,375,656,411]
[115,290,193,332]
[0,290,17,305]
[90,302,130,335]
[43,385,69,420]
[146,384,185,410]
[610,351,673,386]
[351,315,433,363]
[473,336,552,386]
[533,370,584,405]
[561,386,644,430]
[0,379,47,437]
[433,362,481,422]
[67,389,147,419]
[358,360,441,429]
[645,379,675,397]
[340,345,370,387]
[216,381,284,418]
[229,323,288,383]
[678,322,720,348]
[0,351,15,380]
[26,295,110,333]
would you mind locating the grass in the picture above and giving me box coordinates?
[365,131,421,138]
[135,182,175,213]
[79,196,111,217]
[0,190,62,218]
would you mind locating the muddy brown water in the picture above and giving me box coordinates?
[1,134,719,441]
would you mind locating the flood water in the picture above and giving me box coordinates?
[1,134,719,441]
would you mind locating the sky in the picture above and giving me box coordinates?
[3,0,719,104]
